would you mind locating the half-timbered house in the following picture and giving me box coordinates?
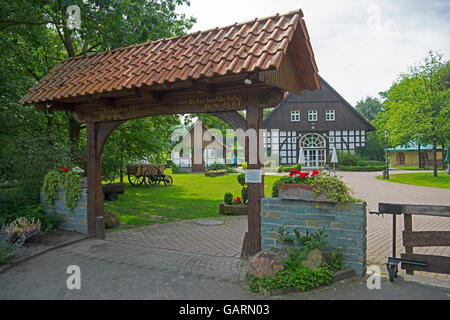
[264,76,376,169]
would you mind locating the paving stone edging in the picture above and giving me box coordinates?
[0,235,91,274]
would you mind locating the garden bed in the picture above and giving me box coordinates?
[0,230,88,273]
[219,203,248,216]
[205,170,228,177]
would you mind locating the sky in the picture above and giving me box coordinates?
[177,0,450,106]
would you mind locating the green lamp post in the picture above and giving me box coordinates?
[384,130,390,179]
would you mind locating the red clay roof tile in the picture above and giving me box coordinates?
[20,9,318,105]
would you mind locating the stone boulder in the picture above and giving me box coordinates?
[301,248,327,270]
[248,250,283,278]
[104,211,121,229]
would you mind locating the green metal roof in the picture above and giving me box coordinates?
[386,140,444,152]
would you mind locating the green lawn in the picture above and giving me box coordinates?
[104,172,279,231]
[376,172,450,189]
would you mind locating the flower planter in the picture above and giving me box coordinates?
[219,203,248,216]
[278,184,332,202]
[205,171,228,177]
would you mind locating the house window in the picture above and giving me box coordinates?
[326,110,336,121]
[291,111,300,122]
[308,110,318,122]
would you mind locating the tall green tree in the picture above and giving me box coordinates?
[379,51,450,176]
[0,0,195,159]
[355,96,384,122]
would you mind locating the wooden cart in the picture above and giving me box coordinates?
[126,164,173,187]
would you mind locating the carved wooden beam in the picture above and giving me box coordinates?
[74,87,284,123]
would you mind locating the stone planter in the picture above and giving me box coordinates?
[219,203,248,216]
[278,184,331,202]
[40,188,88,234]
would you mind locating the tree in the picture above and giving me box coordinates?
[355,96,384,122]
[379,51,450,176]
[0,0,195,160]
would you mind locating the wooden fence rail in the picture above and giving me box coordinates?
[378,203,450,275]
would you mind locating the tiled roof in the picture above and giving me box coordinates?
[20,9,318,105]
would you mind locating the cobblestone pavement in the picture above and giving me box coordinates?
[1,238,448,300]
[108,170,450,282]
[339,170,450,282]
[0,239,255,300]
[1,170,449,299]
[107,216,247,259]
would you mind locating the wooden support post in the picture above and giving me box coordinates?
[86,120,124,239]
[404,214,414,275]
[242,108,264,258]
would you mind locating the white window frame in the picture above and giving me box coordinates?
[291,111,300,122]
[308,110,318,122]
[326,110,336,122]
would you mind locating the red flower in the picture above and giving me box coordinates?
[295,170,301,175]
[300,172,308,178]
[312,169,320,177]
[289,170,295,177]
[234,197,241,203]
[59,166,69,172]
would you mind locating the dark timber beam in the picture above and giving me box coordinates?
[87,120,125,238]
[242,107,264,258]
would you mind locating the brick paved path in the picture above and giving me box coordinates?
[339,170,450,282]
[108,170,450,282]
[1,238,448,300]
[0,239,254,300]
[107,216,247,259]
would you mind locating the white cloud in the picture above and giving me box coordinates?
[178,0,450,105]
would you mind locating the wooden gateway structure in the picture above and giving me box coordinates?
[19,10,320,256]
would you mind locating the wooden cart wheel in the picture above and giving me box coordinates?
[144,167,161,187]
[163,175,173,187]
[128,174,144,186]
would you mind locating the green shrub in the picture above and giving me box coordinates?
[224,193,233,205]
[21,206,60,234]
[0,189,38,224]
[339,165,385,172]
[329,247,346,272]
[248,266,333,293]
[271,177,289,198]
[278,164,302,173]
[237,173,246,187]
[0,236,24,265]
[209,163,227,171]
[242,187,248,204]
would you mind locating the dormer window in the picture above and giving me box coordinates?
[308,110,318,122]
[326,110,336,121]
[291,111,300,122]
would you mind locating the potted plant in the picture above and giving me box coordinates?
[219,193,248,216]
[274,170,357,203]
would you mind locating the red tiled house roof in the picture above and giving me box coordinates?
[20,9,319,105]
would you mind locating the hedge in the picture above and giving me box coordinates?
[338,165,385,172]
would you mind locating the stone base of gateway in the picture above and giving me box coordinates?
[261,197,367,276]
